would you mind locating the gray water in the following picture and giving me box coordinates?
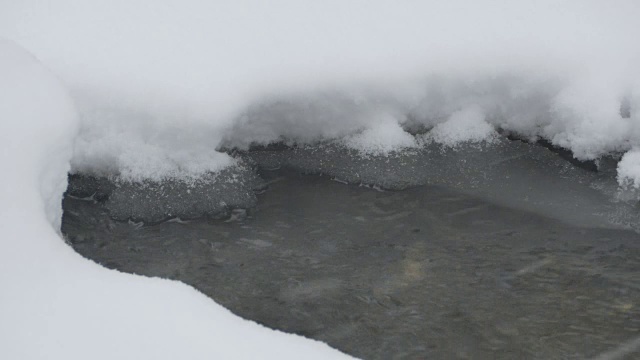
[62,169,640,360]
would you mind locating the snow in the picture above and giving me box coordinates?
[343,113,417,155]
[0,39,351,359]
[1,0,639,183]
[425,106,496,146]
[618,149,640,189]
[71,112,235,182]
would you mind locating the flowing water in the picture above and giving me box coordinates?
[62,168,640,359]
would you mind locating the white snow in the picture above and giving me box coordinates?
[343,113,417,155]
[0,39,351,360]
[425,106,496,146]
[618,149,640,189]
[1,0,640,182]
[71,111,235,182]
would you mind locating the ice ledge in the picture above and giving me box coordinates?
[67,161,264,224]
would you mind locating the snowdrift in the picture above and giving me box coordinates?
[1,0,639,184]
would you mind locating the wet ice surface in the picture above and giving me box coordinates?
[242,139,637,231]
[63,169,640,360]
[66,161,263,223]
[69,139,640,230]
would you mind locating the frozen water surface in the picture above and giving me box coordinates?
[67,161,264,223]
[63,144,640,360]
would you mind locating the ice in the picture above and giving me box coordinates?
[68,161,264,223]
[0,39,350,360]
[243,139,640,230]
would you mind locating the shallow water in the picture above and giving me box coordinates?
[62,170,640,359]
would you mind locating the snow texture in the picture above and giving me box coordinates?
[618,149,640,189]
[425,106,497,146]
[1,0,639,184]
[343,113,418,155]
[0,39,350,360]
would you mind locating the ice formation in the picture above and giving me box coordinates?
[0,39,350,359]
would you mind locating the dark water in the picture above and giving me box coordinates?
[62,170,640,359]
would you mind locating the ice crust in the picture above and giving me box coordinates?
[244,140,640,230]
[68,161,264,223]
[70,136,638,229]
[0,39,351,360]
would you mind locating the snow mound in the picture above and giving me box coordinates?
[343,113,417,155]
[0,39,350,360]
[72,112,235,182]
[618,149,640,189]
[425,106,496,146]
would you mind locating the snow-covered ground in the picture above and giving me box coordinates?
[1,1,640,358]
[0,39,351,359]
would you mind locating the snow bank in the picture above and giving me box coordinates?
[1,0,639,184]
[0,39,350,360]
